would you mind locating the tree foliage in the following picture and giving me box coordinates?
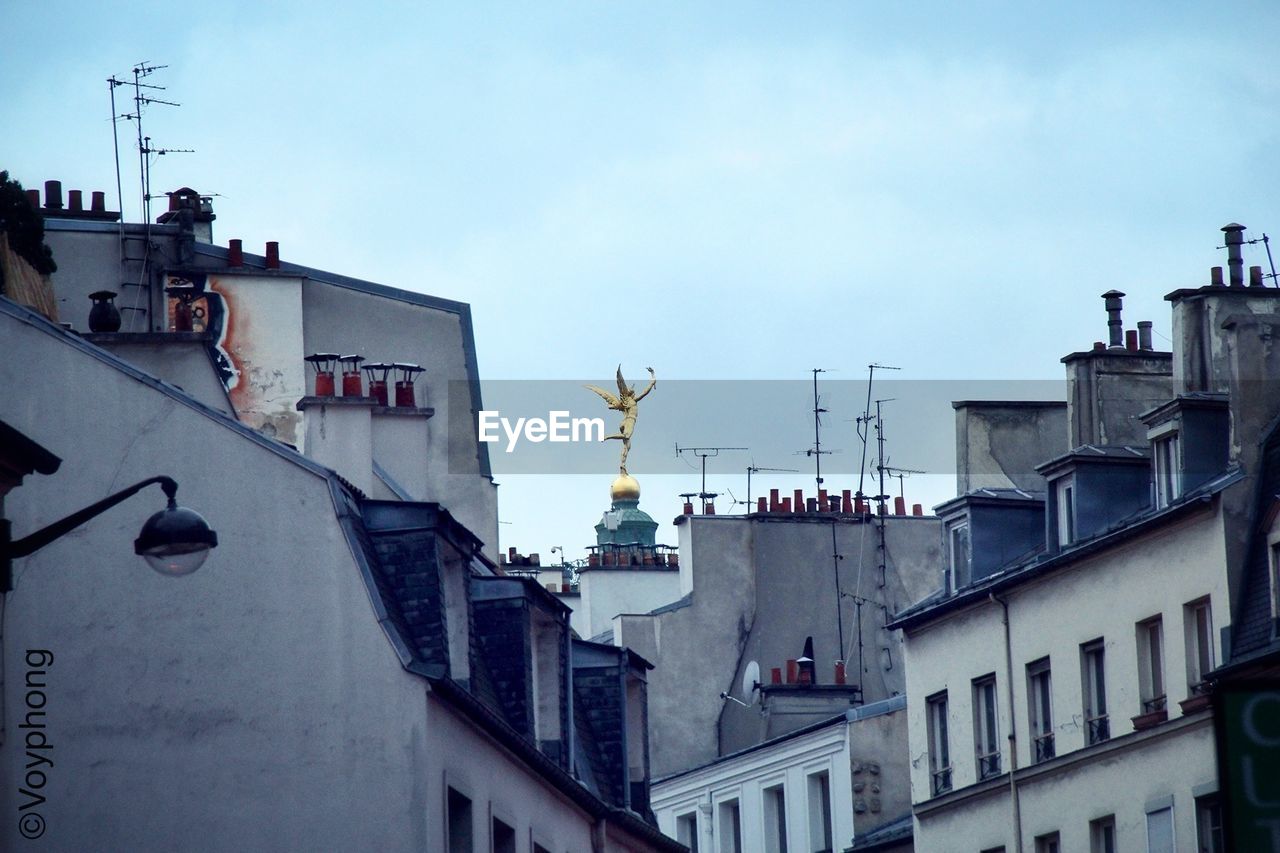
[0,171,58,287]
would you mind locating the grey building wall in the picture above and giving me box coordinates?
[1062,350,1172,448]
[619,512,941,778]
[953,401,1066,494]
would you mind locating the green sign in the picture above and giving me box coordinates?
[1217,683,1280,851]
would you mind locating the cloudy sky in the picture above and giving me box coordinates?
[7,2,1280,563]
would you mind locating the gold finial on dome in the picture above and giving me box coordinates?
[611,474,641,501]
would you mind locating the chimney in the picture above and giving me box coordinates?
[1102,290,1125,348]
[769,488,781,512]
[265,241,280,270]
[756,497,767,513]
[43,180,63,210]
[1211,266,1225,287]
[304,352,339,397]
[68,190,83,212]
[1251,265,1265,288]
[1137,321,1153,351]
[1223,223,1246,287]
[393,363,424,408]
[24,189,39,209]
[1125,329,1138,352]
[91,191,106,213]
[339,355,366,397]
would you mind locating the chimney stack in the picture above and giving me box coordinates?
[1222,223,1246,287]
[265,241,280,270]
[1102,290,1125,348]
[227,239,243,267]
[1250,265,1265,288]
[1137,321,1153,351]
[43,180,63,210]
[1211,266,1225,286]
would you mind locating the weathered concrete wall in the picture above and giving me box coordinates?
[44,222,175,332]
[616,518,756,778]
[1063,351,1172,448]
[848,709,910,839]
[902,505,1227,851]
[954,401,1066,494]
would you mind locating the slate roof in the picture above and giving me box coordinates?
[890,466,1244,631]
[1226,416,1280,662]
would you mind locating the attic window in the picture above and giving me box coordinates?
[947,521,971,593]
[1153,432,1181,509]
[1054,476,1076,547]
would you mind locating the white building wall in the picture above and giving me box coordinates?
[652,720,853,853]
[580,568,682,639]
[903,504,1229,851]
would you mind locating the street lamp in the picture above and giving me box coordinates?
[0,475,217,592]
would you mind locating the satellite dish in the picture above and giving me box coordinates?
[741,660,761,706]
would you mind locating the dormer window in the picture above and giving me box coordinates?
[947,521,970,593]
[1055,476,1076,547]
[1153,431,1181,509]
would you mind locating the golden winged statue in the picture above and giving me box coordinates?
[585,365,656,477]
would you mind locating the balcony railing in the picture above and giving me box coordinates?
[1143,695,1167,713]
[931,767,953,796]
[1033,732,1055,763]
[977,751,1002,780]
[1086,714,1110,745]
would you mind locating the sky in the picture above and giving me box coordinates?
[6,1,1280,563]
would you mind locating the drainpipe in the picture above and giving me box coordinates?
[991,593,1023,853]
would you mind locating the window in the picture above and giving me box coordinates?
[1146,806,1174,853]
[1055,476,1076,547]
[1270,542,1280,634]
[1027,658,1054,762]
[492,817,516,853]
[717,799,742,853]
[1090,816,1117,853]
[948,521,971,592]
[676,811,699,853]
[1195,795,1224,853]
[972,675,1000,779]
[1137,617,1167,714]
[763,784,788,853]
[1081,640,1109,744]
[1153,433,1181,508]
[806,771,832,853]
[447,788,473,853]
[1184,598,1215,692]
[926,692,952,794]
[1033,832,1060,853]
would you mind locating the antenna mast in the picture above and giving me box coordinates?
[745,464,798,509]
[807,368,833,491]
[856,364,900,503]
[676,444,747,512]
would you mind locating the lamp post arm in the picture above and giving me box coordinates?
[6,476,177,560]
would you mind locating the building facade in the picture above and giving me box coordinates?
[892,228,1280,853]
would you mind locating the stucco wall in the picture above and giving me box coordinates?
[580,568,682,639]
[0,314,438,851]
[301,280,498,558]
[902,504,1228,850]
[92,338,236,416]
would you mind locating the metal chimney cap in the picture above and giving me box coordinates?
[1221,223,1246,233]
[1101,289,1126,298]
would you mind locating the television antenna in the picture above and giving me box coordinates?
[744,463,799,509]
[676,444,746,512]
[883,464,926,503]
[855,364,900,505]
[804,368,835,490]
[109,63,193,225]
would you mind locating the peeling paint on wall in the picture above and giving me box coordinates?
[205,273,305,445]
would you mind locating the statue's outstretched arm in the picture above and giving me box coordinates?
[635,367,657,401]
